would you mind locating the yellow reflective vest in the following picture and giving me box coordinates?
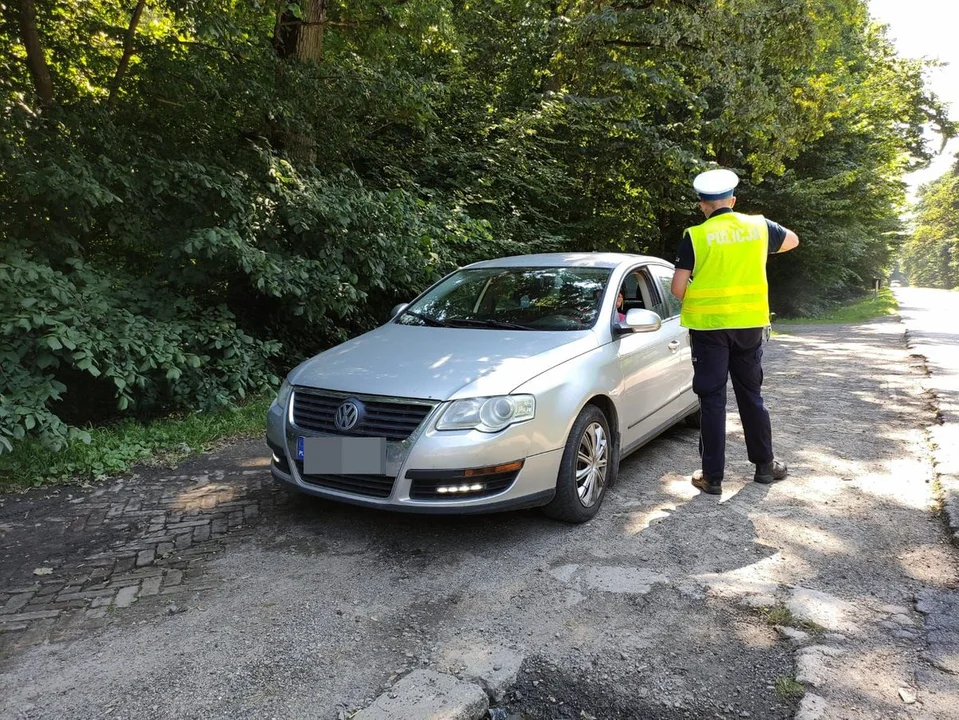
[679,211,770,330]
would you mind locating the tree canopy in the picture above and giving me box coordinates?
[0,0,953,452]
[902,162,959,289]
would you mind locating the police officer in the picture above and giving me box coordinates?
[670,168,799,495]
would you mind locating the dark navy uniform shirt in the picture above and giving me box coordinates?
[674,207,788,271]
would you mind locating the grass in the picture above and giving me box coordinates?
[760,606,796,626]
[758,604,826,635]
[0,393,273,491]
[775,288,898,326]
[774,675,806,699]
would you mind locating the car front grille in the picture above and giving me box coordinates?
[292,391,435,442]
[407,468,519,500]
[293,460,395,498]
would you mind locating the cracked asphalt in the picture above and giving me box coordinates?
[2,306,958,720]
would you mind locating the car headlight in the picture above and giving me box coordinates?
[435,395,535,433]
[275,379,293,409]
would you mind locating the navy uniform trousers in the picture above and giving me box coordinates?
[690,327,774,480]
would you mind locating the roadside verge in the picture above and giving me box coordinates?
[903,330,959,546]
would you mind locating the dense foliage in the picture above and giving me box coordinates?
[902,163,959,289]
[0,0,952,453]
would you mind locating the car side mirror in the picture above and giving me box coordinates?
[390,303,409,320]
[615,308,662,335]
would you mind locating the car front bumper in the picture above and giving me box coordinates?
[265,396,562,514]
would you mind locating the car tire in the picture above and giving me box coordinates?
[684,406,701,429]
[542,404,613,523]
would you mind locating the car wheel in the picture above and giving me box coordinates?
[542,404,613,523]
[684,406,701,429]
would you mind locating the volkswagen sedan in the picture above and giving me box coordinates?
[266,253,698,522]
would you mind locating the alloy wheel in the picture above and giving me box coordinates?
[575,421,608,507]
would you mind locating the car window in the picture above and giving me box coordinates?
[398,266,613,331]
[618,272,642,311]
[645,265,682,319]
[617,268,657,314]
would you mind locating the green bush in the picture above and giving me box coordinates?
[0,239,282,452]
[0,100,530,455]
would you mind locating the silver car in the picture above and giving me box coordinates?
[266,253,698,523]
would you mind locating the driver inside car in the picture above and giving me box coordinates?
[616,291,626,322]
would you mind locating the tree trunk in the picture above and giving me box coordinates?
[269,0,329,162]
[287,0,327,160]
[108,0,148,111]
[17,0,53,107]
[540,1,564,93]
[296,0,327,62]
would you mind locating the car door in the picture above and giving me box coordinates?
[646,263,694,403]
[615,264,689,448]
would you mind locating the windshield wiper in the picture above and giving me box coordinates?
[446,318,536,331]
[402,310,449,327]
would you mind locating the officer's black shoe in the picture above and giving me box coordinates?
[754,459,788,484]
[691,470,722,495]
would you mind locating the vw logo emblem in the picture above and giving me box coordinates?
[333,401,360,431]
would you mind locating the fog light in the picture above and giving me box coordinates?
[272,452,282,464]
[436,483,486,494]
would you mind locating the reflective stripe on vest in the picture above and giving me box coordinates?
[680,212,770,330]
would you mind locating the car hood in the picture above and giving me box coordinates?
[290,323,599,401]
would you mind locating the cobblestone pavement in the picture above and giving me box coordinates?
[0,442,280,655]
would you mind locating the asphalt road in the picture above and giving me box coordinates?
[896,286,959,427]
[896,286,959,541]
[2,301,959,720]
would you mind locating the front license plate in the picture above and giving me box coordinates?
[300,436,386,475]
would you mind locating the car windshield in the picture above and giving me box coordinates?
[397,266,613,331]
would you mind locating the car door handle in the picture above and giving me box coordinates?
[668,340,680,352]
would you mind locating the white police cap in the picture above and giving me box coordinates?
[693,168,739,200]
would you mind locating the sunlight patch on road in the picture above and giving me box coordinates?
[620,474,696,535]
[661,472,700,500]
[730,618,779,649]
[787,586,858,634]
[697,562,782,604]
[777,471,847,500]
[700,543,814,591]
[623,506,675,535]
[173,483,239,511]
[239,456,271,468]
[852,466,933,510]
[896,545,959,585]
[762,517,850,555]
[878,427,922,443]
[549,563,668,595]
